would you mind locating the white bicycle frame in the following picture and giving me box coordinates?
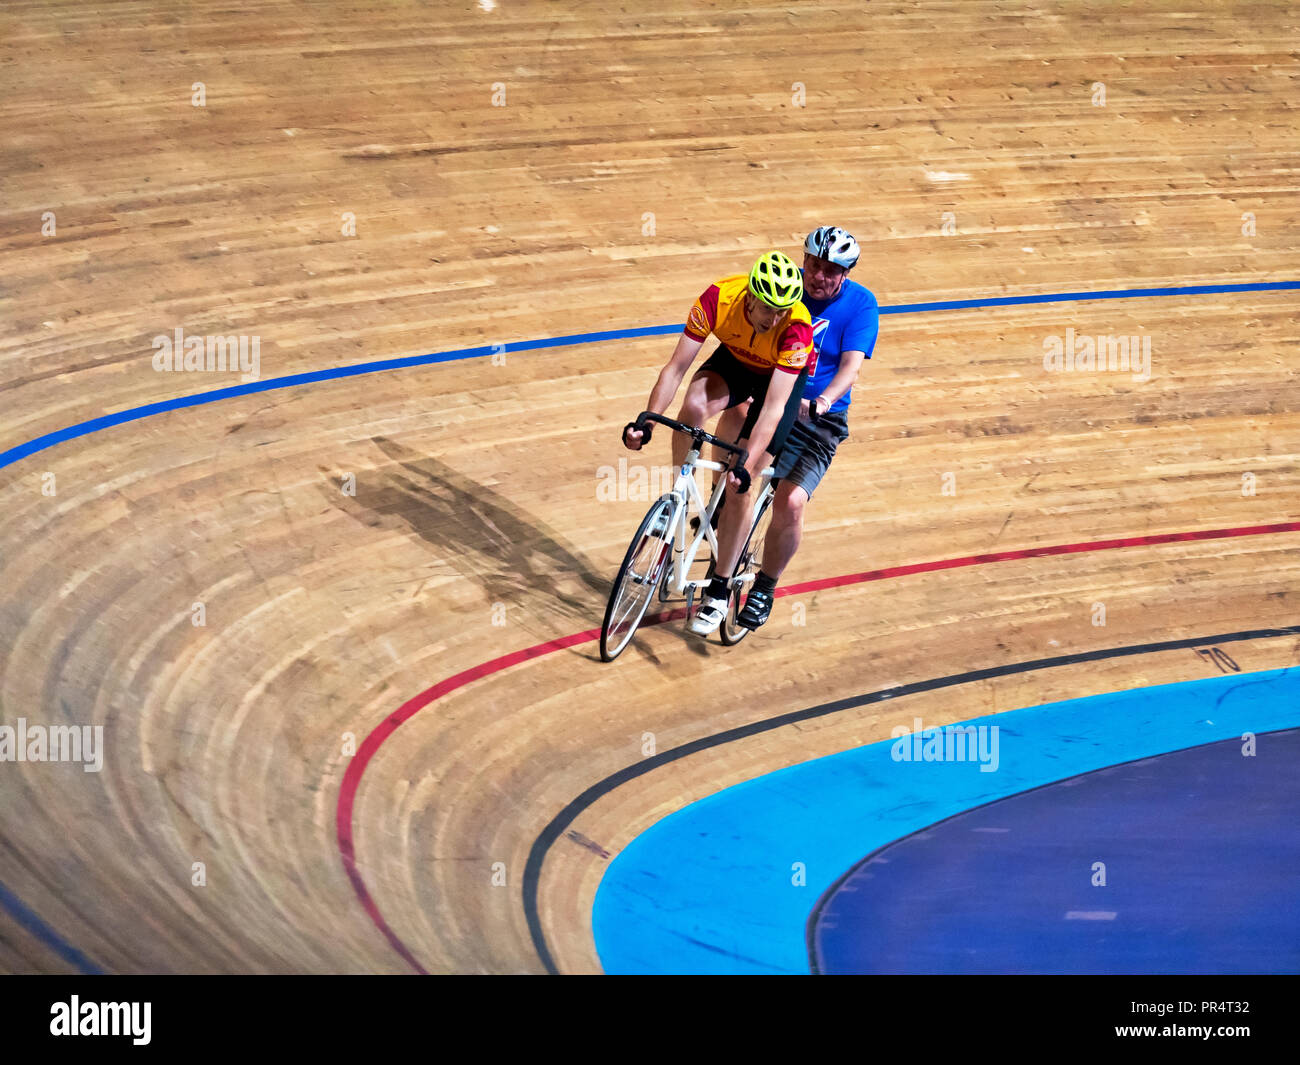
[659,444,775,599]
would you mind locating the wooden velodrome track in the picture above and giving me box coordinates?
[1,0,1297,975]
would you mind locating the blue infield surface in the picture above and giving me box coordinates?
[592,667,1300,974]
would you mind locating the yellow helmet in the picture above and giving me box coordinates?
[748,250,803,309]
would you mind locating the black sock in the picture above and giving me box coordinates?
[706,574,730,599]
[753,571,777,596]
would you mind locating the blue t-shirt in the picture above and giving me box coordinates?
[800,276,879,414]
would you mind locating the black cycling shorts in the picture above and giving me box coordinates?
[693,344,808,460]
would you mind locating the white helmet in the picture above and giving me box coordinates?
[803,225,860,269]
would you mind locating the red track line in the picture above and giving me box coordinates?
[335,628,599,974]
[335,519,1300,972]
[775,521,1300,596]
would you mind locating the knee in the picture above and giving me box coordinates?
[776,486,807,524]
[678,386,710,426]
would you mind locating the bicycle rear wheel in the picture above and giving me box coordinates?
[600,495,677,661]
[720,490,774,646]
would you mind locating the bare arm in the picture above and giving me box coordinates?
[624,333,704,448]
[735,368,797,481]
[808,349,866,417]
[646,333,705,415]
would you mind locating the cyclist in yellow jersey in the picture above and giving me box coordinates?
[623,250,813,636]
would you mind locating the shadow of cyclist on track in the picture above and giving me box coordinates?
[333,436,608,627]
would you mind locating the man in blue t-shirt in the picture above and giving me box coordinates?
[736,225,880,630]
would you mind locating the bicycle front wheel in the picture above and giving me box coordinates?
[720,490,774,646]
[600,495,677,662]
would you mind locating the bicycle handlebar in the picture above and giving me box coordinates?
[625,411,752,492]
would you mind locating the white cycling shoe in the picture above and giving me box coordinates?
[689,595,729,636]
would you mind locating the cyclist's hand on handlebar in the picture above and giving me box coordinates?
[727,460,755,495]
[622,421,652,450]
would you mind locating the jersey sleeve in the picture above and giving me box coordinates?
[842,290,880,358]
[774,319,814,374]
[684,284,720,340]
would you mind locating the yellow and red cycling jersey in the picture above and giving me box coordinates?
[683,274,815,375]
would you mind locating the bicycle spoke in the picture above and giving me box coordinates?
[601,498,677,660]
[612,584,647,631]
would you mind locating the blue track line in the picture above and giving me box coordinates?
[880,279,1300,314]
[3,280,1295,473]
[0,879,102,974]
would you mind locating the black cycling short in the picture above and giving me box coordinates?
[693,344,808,460]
